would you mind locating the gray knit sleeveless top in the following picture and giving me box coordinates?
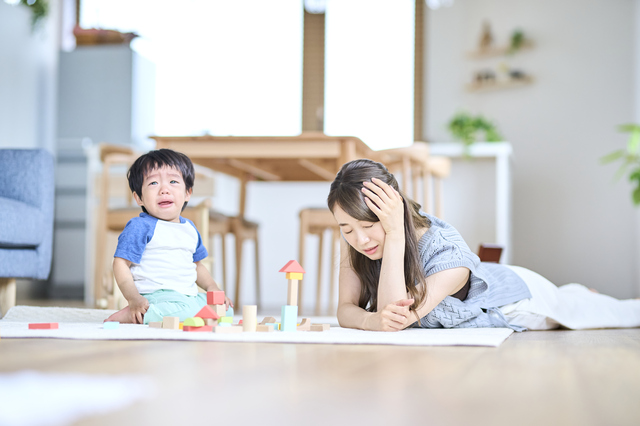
[411,213,531,331]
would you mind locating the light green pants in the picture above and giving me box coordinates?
[141,289,207,324]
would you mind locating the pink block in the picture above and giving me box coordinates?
[29,323,59,330]
[195,305,220,320]
[183,325,214,332]
[207,291,225,305]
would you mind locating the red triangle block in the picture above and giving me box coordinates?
[279,260,305,274]
[195,305,220,320]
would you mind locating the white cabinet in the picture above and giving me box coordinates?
[429,142,513,263]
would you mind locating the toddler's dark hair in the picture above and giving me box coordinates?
[127,149,195,213]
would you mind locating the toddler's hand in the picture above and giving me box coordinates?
[224,296,234,311]
[128,295,149,324]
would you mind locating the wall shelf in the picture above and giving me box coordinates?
[466,76,534,92]
[467,41,534,59]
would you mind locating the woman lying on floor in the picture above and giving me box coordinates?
[328,159,640,332]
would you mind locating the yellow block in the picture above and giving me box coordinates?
[286,272,303,280]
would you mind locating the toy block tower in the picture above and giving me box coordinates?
[207,290,227,317]
[279,260,305,332]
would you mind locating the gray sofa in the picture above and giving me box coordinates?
[0,149,55,317]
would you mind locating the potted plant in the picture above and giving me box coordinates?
[601,124,640,206]
[448,112,503,148]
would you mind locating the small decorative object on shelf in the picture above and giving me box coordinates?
[600,124,640,206]
[467,25,534,92]
[478,20,494,52]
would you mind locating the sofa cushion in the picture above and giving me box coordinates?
[0,196,44,248]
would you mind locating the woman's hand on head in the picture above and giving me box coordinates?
[362,177,404,237]
[365,298,415,331]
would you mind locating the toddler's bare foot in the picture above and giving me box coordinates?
[105,306,135,323]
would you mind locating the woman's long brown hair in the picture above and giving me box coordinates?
[327,159,431,312]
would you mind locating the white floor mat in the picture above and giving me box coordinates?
[0,305,513,347]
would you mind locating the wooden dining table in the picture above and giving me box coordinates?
[150,132,376,216]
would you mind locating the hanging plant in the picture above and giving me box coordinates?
[601,124,640,206]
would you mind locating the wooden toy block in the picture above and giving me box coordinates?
[257,324,274,332]
[184,317,205,327]
[218,322,231,327]
[311,323,331,332]
[219,316,233,324]
[266,323,279,331]
[281,305,298,332]
[297,318,311,331]
[183,325,213,332]
[286,279,299,306]
[207,291,226,305]
[279,260,306,274]
[211,304,227,316]
[239,319,243,324]
[149,322,163,328]
[195,305,220,320]
[226,306,234,317]
[103,321,120,330]
[260,316,277,324]
[205,318,216,326]
[179,323,184,330]
[285,272,303,280]
[29,323,59,330]
[243,305,257,332]
[213,325,243,333]
[162,316,180,330]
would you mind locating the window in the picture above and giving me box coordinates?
[324,0,415,150]
[80,0,303,136]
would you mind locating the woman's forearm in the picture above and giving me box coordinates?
[337,303,374,330]
[376,233,407,311]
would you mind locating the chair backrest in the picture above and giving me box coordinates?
[373,142,451,218]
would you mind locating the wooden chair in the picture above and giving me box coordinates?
[230,216,261,308]
[298,208,340,315]
[375,141,452,218]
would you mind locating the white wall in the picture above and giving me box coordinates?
[426,0,639,298]
[0,1,60,152]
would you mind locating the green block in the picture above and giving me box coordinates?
[219,316,233,324]
[183,317,205,327]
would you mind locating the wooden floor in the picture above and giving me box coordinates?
[1,320,639,425]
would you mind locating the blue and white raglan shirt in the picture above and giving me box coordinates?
[114,212,208,296]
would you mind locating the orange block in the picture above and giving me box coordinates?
[207,291,226,305]
[29,323,59,330]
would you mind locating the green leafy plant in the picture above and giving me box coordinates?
[20,0,49,31]
[448,112,503,147]
[601,124,640,206]
[508,29,525,54]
